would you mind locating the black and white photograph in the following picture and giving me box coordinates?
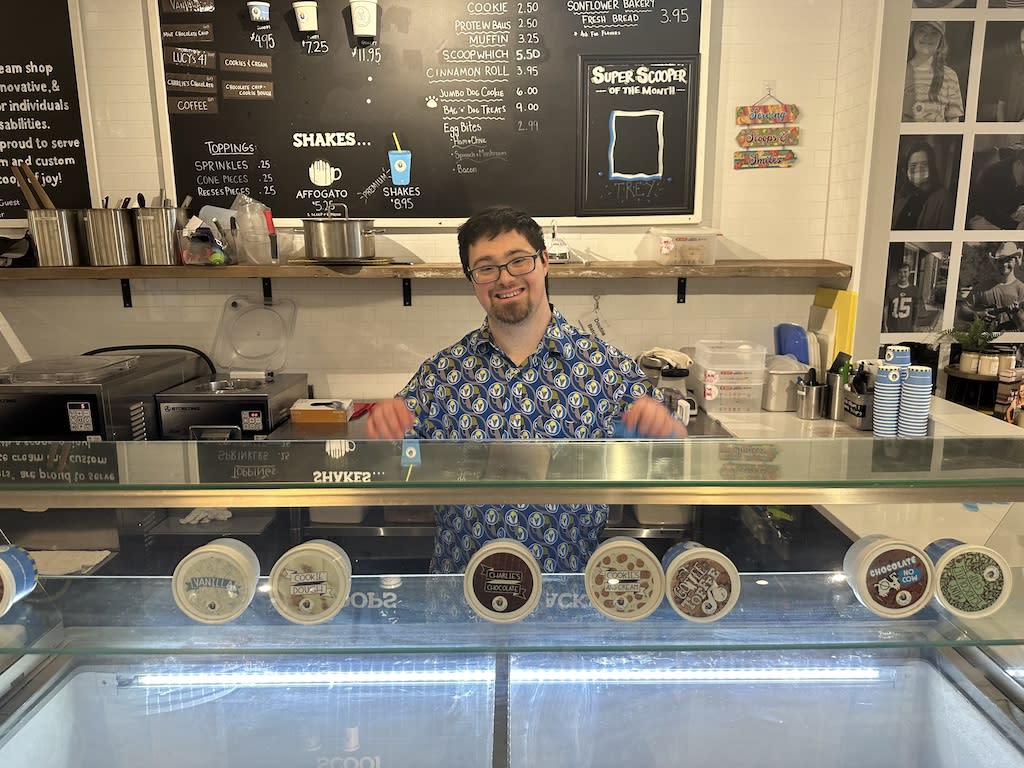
[891,134,961,230]
[903,19,972,123]
[966,134,1024,229]
[978,22,1024,122]
[988,1,1024,9]
[882,242,948,334]
[913,0,976,7]
[955,241,1024,331]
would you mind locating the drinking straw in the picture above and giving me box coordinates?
[392,132,401,151]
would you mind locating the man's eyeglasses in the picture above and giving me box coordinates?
[467,250,541,285]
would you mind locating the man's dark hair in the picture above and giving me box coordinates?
[457,206,546,277]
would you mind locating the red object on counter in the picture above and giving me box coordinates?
[350,402,375,421]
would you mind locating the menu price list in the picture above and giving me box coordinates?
[158,0,701,218]
[1,1,92,218]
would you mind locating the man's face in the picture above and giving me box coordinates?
[466,229,548,326]
[897,266,911,284]
[996,257,1017,279]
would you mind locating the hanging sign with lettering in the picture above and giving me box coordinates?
[735,103,800,125]
[733,149,797,170]
[735,125,799,149]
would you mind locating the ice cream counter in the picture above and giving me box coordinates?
[0,436,1023,765]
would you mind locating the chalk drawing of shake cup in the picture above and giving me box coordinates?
[388,132,411,186]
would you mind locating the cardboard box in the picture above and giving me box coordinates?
[290,398,352,424]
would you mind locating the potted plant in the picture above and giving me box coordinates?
[936,316,1002,373]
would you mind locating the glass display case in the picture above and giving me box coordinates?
[1,435,1024,767]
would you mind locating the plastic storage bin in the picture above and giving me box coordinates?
[692,340,766,413]
[642,228,719,265]
[691,362,765,413]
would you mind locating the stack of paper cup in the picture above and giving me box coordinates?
[898,365,932,437]
[872,364,903,437]
[884,344,912,370]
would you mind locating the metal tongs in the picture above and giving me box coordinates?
[13,162,56,210]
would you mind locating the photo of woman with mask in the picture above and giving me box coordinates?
[903,19,967,122]
[892,136,960,230]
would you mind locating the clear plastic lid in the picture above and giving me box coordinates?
[211,295,296,374]
[0,355,139,384]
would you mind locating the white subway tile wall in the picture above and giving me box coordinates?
[0,0,864,399]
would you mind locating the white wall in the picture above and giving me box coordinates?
[0,0,873,399]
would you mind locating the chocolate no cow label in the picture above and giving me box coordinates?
[864,548,929,611]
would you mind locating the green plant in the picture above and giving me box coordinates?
[936,316,1003,352]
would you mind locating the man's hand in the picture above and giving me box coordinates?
[621,396,688,438]
[366,398,415,439]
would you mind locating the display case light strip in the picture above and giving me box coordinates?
[134,669,495,687]
[510,668,883,684]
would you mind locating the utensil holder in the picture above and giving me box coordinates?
[795,382,828,420]
[134,207,186,265]
[83,208,138,266]
[842,389,874,431]
[26,209,83,267]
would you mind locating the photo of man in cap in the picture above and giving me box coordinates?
[966,137,1024,229]
[966,242,1024,331]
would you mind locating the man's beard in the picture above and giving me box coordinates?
[490,291,534,325]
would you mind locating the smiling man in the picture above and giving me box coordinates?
[368,205,686,573]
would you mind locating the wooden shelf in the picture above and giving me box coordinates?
[0,259,852,281]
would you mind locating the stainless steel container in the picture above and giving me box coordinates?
[83,208,138,266]
[302,203,376,262]
[842,389,874,430]
[26,209,82,267]
[795,382,828,420]
[134,207,186,265]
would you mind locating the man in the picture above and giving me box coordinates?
[970,241,1024,331]
[967,144,1024,230]
[368,206,685,573]
[883,263,922,333]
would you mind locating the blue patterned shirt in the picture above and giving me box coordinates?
[397,308,655,573]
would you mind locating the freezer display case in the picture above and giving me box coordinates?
[0,436,1023,767]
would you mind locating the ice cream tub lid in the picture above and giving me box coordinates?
[926,540,1012,619]
[463,539,541,623]
[663,544,741,623]
[172,538,260,624]
[269,539,352,625]
[585,537,664,621]
[848,538,934,619]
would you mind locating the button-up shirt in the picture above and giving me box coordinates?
[398,308,655,573]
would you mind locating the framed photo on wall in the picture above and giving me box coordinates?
[903,19,972,123]
[882,242,948,334]
[977,21,1024,122]
[956,241,1024,332]
[892,134,962,230]
[965,134,1024,229]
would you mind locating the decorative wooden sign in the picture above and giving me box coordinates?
[733,149,797,170]
[735,103,799,125]
[736,126,799,148]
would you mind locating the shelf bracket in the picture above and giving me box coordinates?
[120,279,133,308]
[402,278,412,306]
[262,277,273,306]
[677,277,687,304]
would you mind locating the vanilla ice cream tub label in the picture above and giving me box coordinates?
[863,548,930,613]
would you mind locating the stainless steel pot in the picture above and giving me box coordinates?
[302,203,377,262]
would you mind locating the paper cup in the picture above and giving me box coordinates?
[248,1,270,22]
[925,539,1011,619]
[662,541,741,622]
[463,539,541,623]
[172,538,260,624]
[269,539,351,624]
[843,535,933,618]
[585,537,664,621]
[0,545,38,618]
[292,1,318,32]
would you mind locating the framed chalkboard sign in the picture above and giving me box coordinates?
[578,54,699,216]
[153,0,708,224]
[0,0,93,220]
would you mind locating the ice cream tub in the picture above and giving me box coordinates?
[925,538,1011,619]
[172,538,260,624]
[662,541,741,622]
[0,545,37,618]
[843,534,934,619]
[585,536,664,621]
[269,539,352,625]
[464,539,541,623]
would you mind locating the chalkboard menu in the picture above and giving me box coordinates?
[0,0,92,219]
[157,0,702,219]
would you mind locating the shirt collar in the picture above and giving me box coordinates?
[467,306,574,359]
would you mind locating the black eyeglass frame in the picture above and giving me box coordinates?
[465,250,543,285]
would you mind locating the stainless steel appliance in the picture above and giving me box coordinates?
[0,351,206,440]
[157,373,308,439]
